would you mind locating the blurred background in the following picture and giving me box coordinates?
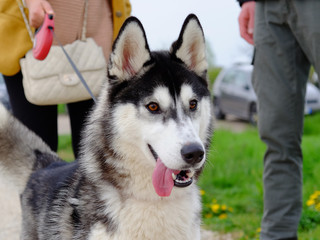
[130,0,251,67]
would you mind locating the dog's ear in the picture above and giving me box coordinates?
[108,17,151,81]
[171,14,207,77]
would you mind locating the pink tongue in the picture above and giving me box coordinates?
[152,158,176,197]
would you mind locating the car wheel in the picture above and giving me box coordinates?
[213,97,225,120]
[249,103,258,126]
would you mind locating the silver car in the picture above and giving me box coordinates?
[213,64,320,124]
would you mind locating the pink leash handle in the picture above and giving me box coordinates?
[33,14,54,60]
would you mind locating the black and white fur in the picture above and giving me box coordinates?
[0,14,213,240]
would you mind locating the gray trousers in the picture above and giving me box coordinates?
[253,1,320,239]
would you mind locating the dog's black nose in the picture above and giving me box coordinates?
[181,143,204,165]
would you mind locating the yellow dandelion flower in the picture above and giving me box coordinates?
[205,213,213,219]
[200,190,205,196]
[256,227,261,233]
[316,203,320,211]
[310,193,318,200]
[307,199,315,206]
[218,213,227,219]
[221,205,227,211]
[211,204,220,213]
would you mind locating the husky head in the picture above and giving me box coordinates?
[84,14,213,198]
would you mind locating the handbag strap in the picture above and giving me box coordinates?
[52,30,97,103]
[81,0,89,41]
[16,0,34,42]
[17,0,89,42]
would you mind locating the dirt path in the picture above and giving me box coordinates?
[215,116,250,133]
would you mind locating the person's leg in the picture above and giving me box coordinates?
[67,99,94,158]
[253,1,310,239]
[3,71,58,151]
[288,0,320,81]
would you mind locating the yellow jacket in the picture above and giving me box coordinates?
[111,0,132,40]
[0,0,131,76]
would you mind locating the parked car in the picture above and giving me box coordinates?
[0,74,11,111]
[212,64,320,124]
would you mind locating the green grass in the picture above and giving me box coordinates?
[199,128,265,239]
[57,112,320,239]
[208,67,221,90]
[58,134,74,161]
[198,112,320,239]
[58,104,67,114]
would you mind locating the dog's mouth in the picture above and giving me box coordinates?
[148,145,194,197]
[172,169,194,187]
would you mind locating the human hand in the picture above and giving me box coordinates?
[238,1,255,45]
[25,0,54,28]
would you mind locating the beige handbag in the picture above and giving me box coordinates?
[19,0,106,105]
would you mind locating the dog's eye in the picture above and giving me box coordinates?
[146,102,160,113]
[189,100,198,111]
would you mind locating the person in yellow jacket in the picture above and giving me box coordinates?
[0,0,131,158]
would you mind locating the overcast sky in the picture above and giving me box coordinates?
[130,0,254,67]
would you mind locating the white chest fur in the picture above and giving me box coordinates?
[88,187,201,240]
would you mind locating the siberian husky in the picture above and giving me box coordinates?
[0,14,213,239]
